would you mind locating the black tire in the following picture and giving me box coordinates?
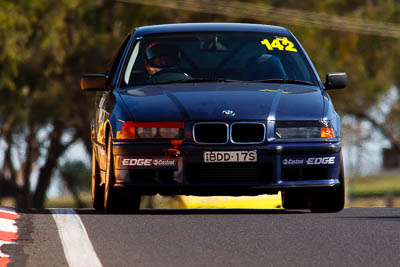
[91,146,104,210]
[121,190,141,213]
[104,132,141,213]
[308,155,345,213]
[104,132,122,212]
[281,191,309,210]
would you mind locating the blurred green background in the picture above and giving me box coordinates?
[1,0,400,209]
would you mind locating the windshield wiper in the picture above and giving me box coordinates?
[252,79,315,85]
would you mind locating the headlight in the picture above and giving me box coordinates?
[117,121,184,140]
[159,127,180,138]
[137,127,157,138]
[275,121,336,139]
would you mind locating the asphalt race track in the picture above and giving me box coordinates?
[5,208,400,266]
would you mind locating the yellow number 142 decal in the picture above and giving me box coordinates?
[261,37,297,52]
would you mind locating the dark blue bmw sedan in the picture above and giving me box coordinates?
[81,23,347,213]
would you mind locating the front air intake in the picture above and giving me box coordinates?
[193,123,228,144]
[231,123,265,143]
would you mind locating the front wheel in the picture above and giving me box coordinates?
[104,132,122,212]
[104,132,141,213]
[91,146,104,210]
[308,156,345,213]
[281,191,308,210]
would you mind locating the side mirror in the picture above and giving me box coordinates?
[81,74,107,91]
[324,72,347,90]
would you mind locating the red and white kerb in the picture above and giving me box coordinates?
[0,207,19,267]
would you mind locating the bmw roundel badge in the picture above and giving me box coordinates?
[222,109,235,117]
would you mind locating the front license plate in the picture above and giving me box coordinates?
[203,150,257,163]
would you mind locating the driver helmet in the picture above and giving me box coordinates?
[145,42,180,76]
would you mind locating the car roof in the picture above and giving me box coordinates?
[134,23,291,36]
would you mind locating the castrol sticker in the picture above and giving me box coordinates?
[118,157,177,168]
[282,156,337,166]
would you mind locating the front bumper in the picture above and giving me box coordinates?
[112,142,341,196]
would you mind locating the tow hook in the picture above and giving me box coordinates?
[168,148,181,158]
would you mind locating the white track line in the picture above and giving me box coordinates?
[51,209,102,267]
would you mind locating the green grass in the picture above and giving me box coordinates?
[44,193,183,209]
[45,193,92,208]
[348,173,400,198]
[44,193,281,209]
[43,173,400,208]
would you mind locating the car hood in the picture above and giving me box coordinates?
[117,83,325,122]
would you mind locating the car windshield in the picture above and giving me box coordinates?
[121,32,318,87]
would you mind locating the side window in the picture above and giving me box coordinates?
[106,34,132,86]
